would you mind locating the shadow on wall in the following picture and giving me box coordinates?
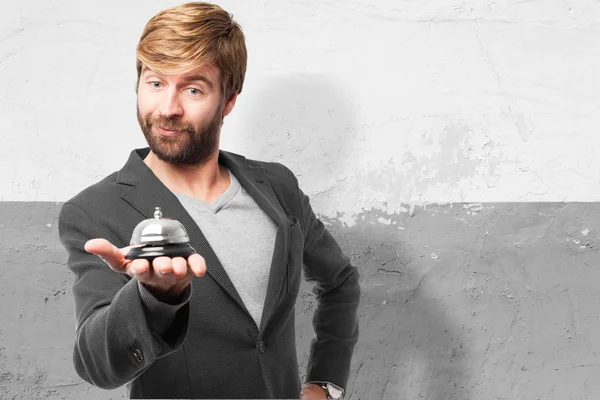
[323,212,471,399]
[239,75,470,398]
[234,74,358,184]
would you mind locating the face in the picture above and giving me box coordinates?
[136,64,236,166]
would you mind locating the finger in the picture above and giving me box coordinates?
[128,259,152,282]
[85,238,127,272]
[128,258,150,277]
[171,257,187,278]
[152,256,173,275]
[187,253,207,276]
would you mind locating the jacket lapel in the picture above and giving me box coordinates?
[219,151,291,332]
[117,148,291,332]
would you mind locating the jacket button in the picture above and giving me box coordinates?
[133,348,144,362]
[258,341,266,353]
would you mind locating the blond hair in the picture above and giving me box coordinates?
[136,2,247,100]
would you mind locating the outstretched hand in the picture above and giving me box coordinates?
[84,238,206,303]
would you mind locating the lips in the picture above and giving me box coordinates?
[157,126,186,137]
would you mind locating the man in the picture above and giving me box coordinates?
[58,2,360,399]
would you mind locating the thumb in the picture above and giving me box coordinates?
[85,238,132,272]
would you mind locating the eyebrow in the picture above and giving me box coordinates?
[181,75,214,88]
[141,66,214,88]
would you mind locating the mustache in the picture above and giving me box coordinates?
[147,115,194,132]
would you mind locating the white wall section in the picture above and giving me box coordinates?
[1,1,599,215]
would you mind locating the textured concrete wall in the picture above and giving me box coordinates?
[2,0,599,205]
[3,202,600,399]
[1,1,600,399]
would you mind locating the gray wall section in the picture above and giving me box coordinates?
[1,202,598,399]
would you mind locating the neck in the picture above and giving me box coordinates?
[143,150,231,203]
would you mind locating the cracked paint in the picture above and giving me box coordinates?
[3,201,600,399]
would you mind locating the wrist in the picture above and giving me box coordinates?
[301,383,328,399]
[305,381,344,399]
[313,383,328,398]
[143,282,188,305]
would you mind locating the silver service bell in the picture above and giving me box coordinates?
[125,207,197,261]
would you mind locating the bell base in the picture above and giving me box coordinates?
[125,243,197,262]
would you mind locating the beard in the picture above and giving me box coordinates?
[137,104,223,166]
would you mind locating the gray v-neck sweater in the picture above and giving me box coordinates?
[173,170,278,328]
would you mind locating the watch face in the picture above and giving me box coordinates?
[327,383,343,399]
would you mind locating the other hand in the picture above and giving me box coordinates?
[300,383,327,399]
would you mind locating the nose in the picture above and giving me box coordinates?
[160,89,183,117]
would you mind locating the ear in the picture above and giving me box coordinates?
[222,91,238,117]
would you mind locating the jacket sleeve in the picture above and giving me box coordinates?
[58,202,190,390]
[285,169,361,391]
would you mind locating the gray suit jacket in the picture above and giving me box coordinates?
[58,148,360,399]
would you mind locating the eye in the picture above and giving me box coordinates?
[149,81,163,89]
[188,88,202,96]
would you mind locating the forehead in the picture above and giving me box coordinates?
[141,63,221,84]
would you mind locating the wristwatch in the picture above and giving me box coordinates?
[310,381,344,399]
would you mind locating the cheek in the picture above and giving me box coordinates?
[188,106,220,126]
[137,89,158,116]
